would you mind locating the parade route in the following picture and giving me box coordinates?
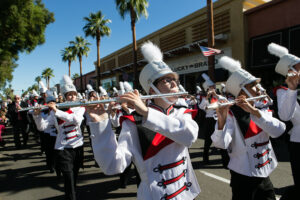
[0,127,294,200]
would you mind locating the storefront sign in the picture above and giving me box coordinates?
[166,47,232,75]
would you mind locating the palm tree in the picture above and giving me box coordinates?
[115,0,149,88]
[72,73,80,80]
[83,11,111,88]
[70,36,90,92]
[61,46,76,76]
[35,76,41,85]
[41,67,54,89]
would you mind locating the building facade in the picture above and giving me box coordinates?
[75,0,270,94]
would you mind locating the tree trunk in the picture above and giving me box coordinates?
[68,60,71,77]
[47,77,49,89]
[130,7,138,89]
[79,56,83,92]
[97,34,101,90]
[207,0,215,82]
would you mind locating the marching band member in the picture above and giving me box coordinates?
[87,41,200,199]
[268,43,300,194]
[32,90,58,174]
[211,56,286,200]
[198,73,220,164]
[48,75,85,200]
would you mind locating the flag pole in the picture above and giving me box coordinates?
[207,0,215,82]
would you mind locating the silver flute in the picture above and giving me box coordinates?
[206,95,268,110]
[19,92,188,112]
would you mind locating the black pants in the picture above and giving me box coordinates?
[12,121,28,148]
[119,162,141,188]
[230,170,276,200]
[289,141,300,190]
[44,134,57,171]
[56,146,83,200]
[203,117,216,161]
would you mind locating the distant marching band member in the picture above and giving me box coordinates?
[211,56,286,200]
[87,41,200,199]
[268,43,300,194]
[198,73,221,164]
[33,90,58,174]
[48,75,85,200]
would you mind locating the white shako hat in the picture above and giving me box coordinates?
[268,43,300,76]
[220,83,226,93]
[219,56,260,98]
[86,84,94,95]
[46,90,56,103]
[201,73,215,91]
[60,75,77,96]
[31,89,39,97]
[119,82,125,95]
[99,86,107,96]
[39,81,47,94]
[113,87,119,95]
[139,41,178,94]
[196,86,202,93]
[53,91,58,99]
[77,93,83,100]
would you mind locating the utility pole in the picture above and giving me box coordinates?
[207,0,215,82]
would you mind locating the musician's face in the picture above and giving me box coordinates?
[89,91,97,101]
[155,74,179,102]
[240,82,261,98]
[65,91,77,101]
[294,63,300,72]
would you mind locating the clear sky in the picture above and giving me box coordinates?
[12,0,213,95]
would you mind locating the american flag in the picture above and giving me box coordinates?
[198,45,223,57]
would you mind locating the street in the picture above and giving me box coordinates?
[0,127,294,200]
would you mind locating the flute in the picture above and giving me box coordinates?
[206,95,268,110]
[19,92,188,112]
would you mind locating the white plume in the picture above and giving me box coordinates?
[99,86,107,96]
[61,75,73,85]
[32,89,39,97]
[268,43,289,58]
[219,56,242,72]
[124,81,133,92]
[82,93,86,98]
[141,41,163,63]
[196,86,202,92]
[53,91,58,98]
[201,73,211,81]
[220,83,225,88]
[77,93,82,100]
[119,82,125,95]
[179,84,186,92]
[86,84,94,91]
[39,81,47,90]
[113,87,118,94]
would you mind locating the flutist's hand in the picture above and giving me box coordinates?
[120,89,148,118]
[86,103,108,122]
[48,102,57,113]
[286,72,300,90]
[236,95,261,118]
[216,99,230,130]
[33,105,41,115]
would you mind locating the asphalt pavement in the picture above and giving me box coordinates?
[0,126,295,200]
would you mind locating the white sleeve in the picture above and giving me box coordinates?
[142,108,198,147]
[89,119,135,175]
[277,89,297,121]
[198,98,207,110]
[251,110,286,138]
[32,114,51,131]
[54,107,85,125]
[211,114,234,149]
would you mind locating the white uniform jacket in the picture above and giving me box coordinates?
[90,104,200,200]
[276,87,300,142]
[53,107,85,150]
[198,97,216,118]
[33,111,57,137]
[211,107,286,177]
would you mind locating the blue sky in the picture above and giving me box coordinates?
[12,0,211,95]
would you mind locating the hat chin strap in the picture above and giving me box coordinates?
[241,86,253,98]
[149,83,175,105]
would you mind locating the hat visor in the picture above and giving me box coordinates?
[151,70,179,83]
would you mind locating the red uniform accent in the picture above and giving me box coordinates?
[143,134,173,160]
[184,109,198,119]
[273,85,288,96]
[58,109,74,125]
[244,120,262,139]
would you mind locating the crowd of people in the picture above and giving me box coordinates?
[0,42,299,200]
